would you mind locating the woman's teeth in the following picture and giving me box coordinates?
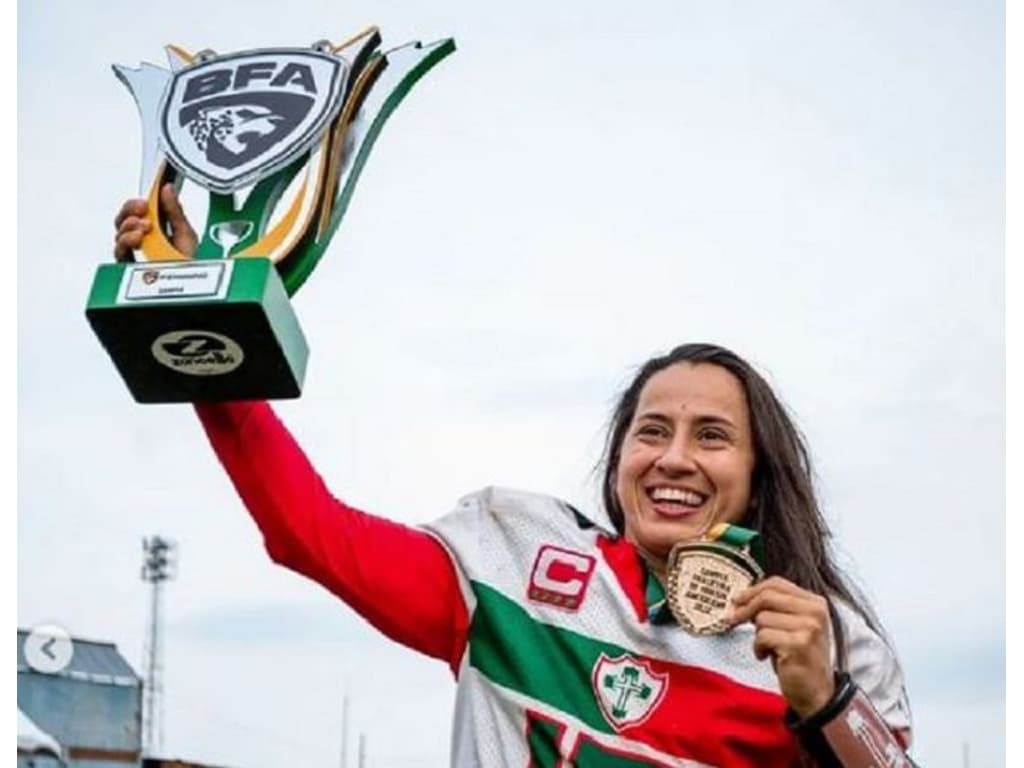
[648,487,706,507]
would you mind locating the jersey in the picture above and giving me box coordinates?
[195,401,912,767]
[425,486,912,768]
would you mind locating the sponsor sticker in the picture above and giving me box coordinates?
[151,330,244,376]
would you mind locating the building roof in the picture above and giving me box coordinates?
[17,707,63,758]
[17,628,141,687]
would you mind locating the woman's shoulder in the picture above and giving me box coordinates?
[425,486,615,560]
[451,486,615,531]
[454,485,568,511]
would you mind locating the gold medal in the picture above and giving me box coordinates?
[665,524,764,635]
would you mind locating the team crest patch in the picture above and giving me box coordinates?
[591,653,668,731]
[160,48,347,192]
[527,545,596,611]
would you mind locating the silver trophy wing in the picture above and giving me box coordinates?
[113,62,173,197]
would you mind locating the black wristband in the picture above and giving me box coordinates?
[784,671,857,768]
[784,671,856,732]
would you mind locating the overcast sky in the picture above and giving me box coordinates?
[19,1,1004,766]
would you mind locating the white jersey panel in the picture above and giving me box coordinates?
[425,486,913,764]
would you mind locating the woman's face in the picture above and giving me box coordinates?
[615,362,756,560]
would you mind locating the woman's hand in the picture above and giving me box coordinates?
[113,183,198,261]
[728,576,835,716]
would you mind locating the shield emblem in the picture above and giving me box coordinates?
[591,653,668,731]
[160,48,347,192]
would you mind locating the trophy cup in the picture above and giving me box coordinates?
[86,29,454,402]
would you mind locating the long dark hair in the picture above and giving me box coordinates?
[600,342,878,666]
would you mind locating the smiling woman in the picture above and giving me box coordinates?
[186,343,918,767]
[598,345,916,731]
[612,360,758,562]
[600,346,876,664]
[112,185,919,765]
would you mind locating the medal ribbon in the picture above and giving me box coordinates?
[707,523,764,568]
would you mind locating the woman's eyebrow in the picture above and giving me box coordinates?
[693,413,736,429]
[635,411,672,424]
[636,411,737,428]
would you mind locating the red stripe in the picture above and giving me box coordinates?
[596,535,797,766]
[596,535,649,623]
[624,660,798,767]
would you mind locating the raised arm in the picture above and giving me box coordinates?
[114,191,469,671]
[195,400,470,673]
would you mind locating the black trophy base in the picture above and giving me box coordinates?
[85,258,309,403]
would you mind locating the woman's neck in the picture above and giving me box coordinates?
[635,544,668,585]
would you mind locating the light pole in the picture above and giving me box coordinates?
[141,535,177,755]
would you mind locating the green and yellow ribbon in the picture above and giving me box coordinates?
[706,522,764,568]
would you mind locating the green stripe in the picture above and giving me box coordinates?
[716,524,764,568]
[527,716,562,768]
[281,39,456,295]
[575,739,666,766]
[525,713,664,768]
[194,156,306,261]
[644,568,676,625]
[469,581,641,735]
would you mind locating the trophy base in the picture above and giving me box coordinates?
[85,258,308,403]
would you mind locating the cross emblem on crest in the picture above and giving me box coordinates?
[603,666,655,719]
[591,653,669,731]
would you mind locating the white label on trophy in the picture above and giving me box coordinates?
[151,330,245,376]
[118,261,234,303]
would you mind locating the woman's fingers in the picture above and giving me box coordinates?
[159,183,198,254]
[114,198,148,229]
[113,216,151,262]
[729,586,824,627]
[112,185,199,261]
[751,609,815,632]
[752,626,790,662]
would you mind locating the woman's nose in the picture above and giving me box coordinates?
[654,434,697,474]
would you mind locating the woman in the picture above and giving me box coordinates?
[114,191,917,767]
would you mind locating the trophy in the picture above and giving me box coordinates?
[86,29,454,402]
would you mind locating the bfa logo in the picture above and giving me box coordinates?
[160,48,348,192]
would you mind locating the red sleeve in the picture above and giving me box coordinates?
[194,400,470,673]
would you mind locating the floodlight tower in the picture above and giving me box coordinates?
[141,535,177,755]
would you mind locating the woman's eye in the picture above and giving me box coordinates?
[698,429,727,442]
[636,425,667,439]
